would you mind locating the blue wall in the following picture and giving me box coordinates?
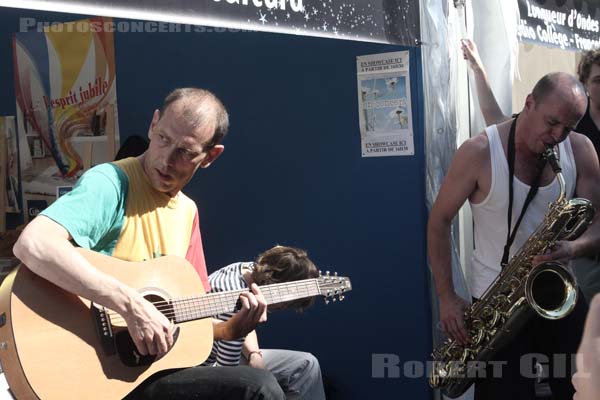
[0,8,431,399]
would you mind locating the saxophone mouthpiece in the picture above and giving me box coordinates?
[543,145,562,174]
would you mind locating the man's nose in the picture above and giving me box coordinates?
[159,146,176,168]
[550,127,566,142]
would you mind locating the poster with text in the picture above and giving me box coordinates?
[13,16,119,212]
[357,51,413,157]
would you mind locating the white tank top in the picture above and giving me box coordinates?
[469,124,577,298]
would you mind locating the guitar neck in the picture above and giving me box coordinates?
[171,279,320,323]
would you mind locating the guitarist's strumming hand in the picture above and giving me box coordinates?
[213,283,268,341]
[122,291,175,356]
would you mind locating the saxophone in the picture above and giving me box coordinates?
[429,145,595,398]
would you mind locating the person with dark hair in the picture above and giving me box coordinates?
[569,49,600,305]
[576,48,600,155]
[428,72,600,398]
[203,245,325,399]
[13,87,288,399]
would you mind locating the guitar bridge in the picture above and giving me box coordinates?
[92,303,116,355]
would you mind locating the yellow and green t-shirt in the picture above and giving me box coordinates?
[41,157,210,291]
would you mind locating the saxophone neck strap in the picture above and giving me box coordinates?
[501,114,547,268]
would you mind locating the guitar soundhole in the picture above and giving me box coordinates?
[115,331,157,367]
[114,293,178,367]
[145,294,175,323]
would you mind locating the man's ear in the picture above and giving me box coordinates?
[147,109,160,139]
[200,145,225,168]
[524,94,536,112]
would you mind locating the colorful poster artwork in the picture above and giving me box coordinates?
[13,16,119,214]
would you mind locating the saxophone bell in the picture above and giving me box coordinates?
[525,261,578,320]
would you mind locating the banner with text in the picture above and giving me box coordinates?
[357,51,414,157]
[518,0,600,51]
[8,0,420,46]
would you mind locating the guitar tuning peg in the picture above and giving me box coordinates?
[324,299,330,305]
[332,297,337,302]
[334,272,338,277]
[319,270,323,277]
[326,270,330,277]
[339,295,345,301]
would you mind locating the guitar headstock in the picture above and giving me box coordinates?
[316,271,352,304]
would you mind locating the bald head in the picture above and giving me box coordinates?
[531,72,587,117]
[160,88,229,148]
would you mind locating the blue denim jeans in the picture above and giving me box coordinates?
[241,349,326,400]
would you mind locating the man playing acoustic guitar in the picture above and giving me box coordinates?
[13,88,298,399]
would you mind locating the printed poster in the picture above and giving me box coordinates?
[0,117,19,213]
[357,51,414,157]
[13,16,119,213]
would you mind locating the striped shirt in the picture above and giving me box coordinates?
[202,262,255,367]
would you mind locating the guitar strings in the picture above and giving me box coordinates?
[105,284,320,324]
[103,280,322,325]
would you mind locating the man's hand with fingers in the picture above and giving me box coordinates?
[214,283,268,341]
[439,293,471,346]
[122,292,175,356]
[460,38,484,72]
[532,240,576,266]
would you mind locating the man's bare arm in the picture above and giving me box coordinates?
[13,215,173,355]
[461,39,510,126]
[428,135,488,343]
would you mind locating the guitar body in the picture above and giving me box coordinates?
[0,249,212,400]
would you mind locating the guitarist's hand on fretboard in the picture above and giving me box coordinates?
[213,283,267,341]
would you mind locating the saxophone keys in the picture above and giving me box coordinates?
[488,310,501,327]
[471,329,484,345]
[459,348,470,363]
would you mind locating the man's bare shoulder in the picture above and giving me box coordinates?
[569,131,597,163]
[569,132,600,175]
[455,132,490,165]
[570,131,594,150]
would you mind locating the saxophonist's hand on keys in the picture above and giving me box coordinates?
[439,293,471,345]
[532,240,575,265]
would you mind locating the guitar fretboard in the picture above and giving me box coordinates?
[171,279,320,323]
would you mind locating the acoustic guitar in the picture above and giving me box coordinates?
[0,248,351,399]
